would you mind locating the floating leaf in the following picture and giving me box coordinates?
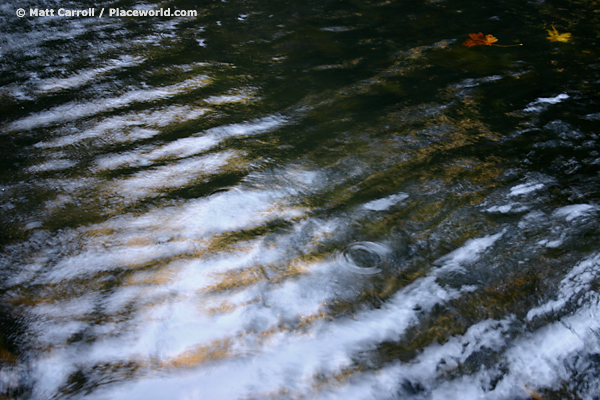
[463,32,522,48]
[463,32,498,47]
[547,26,572,42]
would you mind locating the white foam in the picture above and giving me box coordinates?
[537,236,565,248]
[33,183,307,281]
[553,204,596,222]
[318,275,600,400]
[26,227,495,400]
[363,193,408,211]
[25,225,599,400]
[83,271,464,400]
[203,114,286,138]
[453,75,503,89]
[38,56,144,92]
[435,231,504,270]
[518,210,546,229]
[509,182,544,197]
[120,192,302,244]
[527,253,600,320]
[154,135,215,160]
[203,87,257,105]
[93,114,286,171]
[37,105,208,149]
[27,159,76,172]
[524,93,569,113]
[10,76,210,132]
[320,317,513,400]
[41,241,189,283]
[93,147,155,171]
[498,304,600,398]
[535,93,570,104]
[113,151,237,199]
[486,204,514,213]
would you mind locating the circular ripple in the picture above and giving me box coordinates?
[338,241,391,275]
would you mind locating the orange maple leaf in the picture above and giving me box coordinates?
[462,32,522,48]
[463,32,498,47]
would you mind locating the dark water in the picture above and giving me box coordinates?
[1,0,600,398]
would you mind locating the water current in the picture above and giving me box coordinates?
[1,0,600,398]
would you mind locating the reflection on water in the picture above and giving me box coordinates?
[1,0,600,399]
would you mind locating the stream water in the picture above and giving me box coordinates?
[1,0,600,399]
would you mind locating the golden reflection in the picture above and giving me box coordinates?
[203,87,257,105]
[0,347,19,365]
[205,266,264,293]
[378,269,428,300]
[408,200,445,223]
[204,256,310,294]
[311,57,364,71]
[295,311,328,330]
[289,364,365,398]
[125,267,175,286]
[524,385,548,400]
[203,300,237,316]
[119,236,158,248]
[160,305,334,372]
[267,259,308,284]
[162,338,232,369]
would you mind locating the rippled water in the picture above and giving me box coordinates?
[2,0,600,399]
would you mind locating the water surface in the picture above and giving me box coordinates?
[1,0,600,399]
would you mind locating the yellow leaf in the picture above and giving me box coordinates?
[547,26,572,42]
